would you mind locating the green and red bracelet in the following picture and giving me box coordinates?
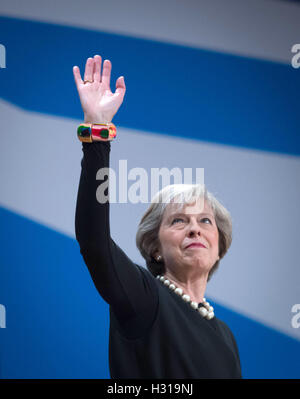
[77,123,117,142]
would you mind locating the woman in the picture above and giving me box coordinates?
[73,55,242,379]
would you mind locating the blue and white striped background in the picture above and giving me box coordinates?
[0,0,299,379]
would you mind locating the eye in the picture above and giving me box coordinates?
[171,218,184,225]
[201,217,212,224]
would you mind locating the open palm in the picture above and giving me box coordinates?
[73,55,126,124]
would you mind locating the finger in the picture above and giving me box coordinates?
[73,66,83,89]
[93,55,102,83]
[101,59,111,88]
[84,57,94,82]
[114,76,126,100]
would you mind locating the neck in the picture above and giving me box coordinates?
[164,269,208,304]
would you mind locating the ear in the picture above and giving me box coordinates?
[152,249,160,259]
[153,246,165,264]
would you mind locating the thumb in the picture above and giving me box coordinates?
[115,76,126,96]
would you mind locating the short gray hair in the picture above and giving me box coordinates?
[136,184,232,282]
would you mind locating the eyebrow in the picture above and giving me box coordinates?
[166,212,215,221]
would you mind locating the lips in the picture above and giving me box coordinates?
[186,242,206,249]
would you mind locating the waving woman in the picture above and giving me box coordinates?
[73,55,242,379]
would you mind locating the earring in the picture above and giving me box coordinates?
[156,255,162,262]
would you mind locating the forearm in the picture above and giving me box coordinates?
[74,139,158,327]
[75,141,111,252]
[75,140,122,306]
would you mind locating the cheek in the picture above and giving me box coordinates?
[211,232,219,254]
[159,230,183,252]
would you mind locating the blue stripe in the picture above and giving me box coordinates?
[0,206,300,378]
[0,207,110,378]
[210,301,300,379]
[0,15,299,156]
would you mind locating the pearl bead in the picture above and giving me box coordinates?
[182,294,191,302]
[175,287,183,296]
[191,301,198,309]
[169,284,175,290]
[198,307,208,317]
[164,279,170,286]
[160,276,165,281]
[206,311,214,320]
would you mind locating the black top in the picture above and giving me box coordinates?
[75,141,242,379]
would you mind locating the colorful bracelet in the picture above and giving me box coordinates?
[77,123,117,143]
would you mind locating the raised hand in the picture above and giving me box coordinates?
[73,55,126,124]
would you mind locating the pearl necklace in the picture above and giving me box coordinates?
[156,275,215,320]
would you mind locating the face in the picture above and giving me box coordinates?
[157,200,219,276]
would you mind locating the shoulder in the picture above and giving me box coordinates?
[215,317,233,335]
[214,317,239,349]
[134,263,157,281]
[215,317,241,360]
[133,263,160,295]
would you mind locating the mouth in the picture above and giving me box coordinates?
[186,243,206,249]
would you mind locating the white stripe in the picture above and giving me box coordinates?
[1,0,299,64]
[1,98,300,341]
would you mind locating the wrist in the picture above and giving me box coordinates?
[84,114,112,124]
[77,122,117,142]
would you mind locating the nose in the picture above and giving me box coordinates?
[187,219,201,237]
